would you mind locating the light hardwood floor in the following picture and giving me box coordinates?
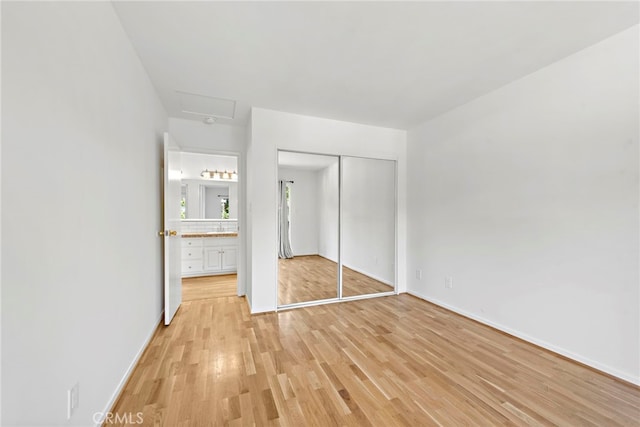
[107,294,640,426]
[279,255,393,305]
[182,274,237,301]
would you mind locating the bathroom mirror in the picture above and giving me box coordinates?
[181,180,238,220]
[277,151,340,306]
[341,156,396,297]
[180,152,238,220]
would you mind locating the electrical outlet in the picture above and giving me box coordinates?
[67,383,79,419]
[445,277,453,289]
[416,269,422,280]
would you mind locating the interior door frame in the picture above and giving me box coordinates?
[275,149,399,311]
[179,147,246,297]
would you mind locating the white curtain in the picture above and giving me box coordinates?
[278,180,294,259]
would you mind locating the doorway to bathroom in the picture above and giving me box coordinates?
[179,150,243,302]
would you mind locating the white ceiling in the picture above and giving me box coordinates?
[113,1,639,129]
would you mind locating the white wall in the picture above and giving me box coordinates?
[244,117,254,307]
[2,2,167,425]
[407,26,639,384]
[247,108,407,313]
[342,157,396,285]
[169,118,245,154]
[317,162,340,262]
[278,168,319,256]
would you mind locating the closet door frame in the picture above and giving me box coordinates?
[276,150,398,311]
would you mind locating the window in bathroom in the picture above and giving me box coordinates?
[180,185,188,219]
[221,198,230,219]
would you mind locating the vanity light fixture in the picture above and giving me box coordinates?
[200,169,238,181]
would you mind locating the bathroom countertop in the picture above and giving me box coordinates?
[181,232,238,238]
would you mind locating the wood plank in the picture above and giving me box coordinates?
[182,274,237,301]
[106,295,640,426]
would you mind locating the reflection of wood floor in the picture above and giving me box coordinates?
[278,255,393,305]
[279,256,337,305]
[342,265,394,298]
[109,294,640,426]
[182,274,237,301]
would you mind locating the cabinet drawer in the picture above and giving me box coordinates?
[181,247,202,260]
[182,260,203,273]
[182,238,203,248]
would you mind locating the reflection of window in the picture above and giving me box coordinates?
[180,185,187,219]
[221,198,229,219]
[285,183,291,233]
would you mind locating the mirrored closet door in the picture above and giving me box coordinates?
[277,151,340,306]
[341,156,396,297]
[277,150,396,308]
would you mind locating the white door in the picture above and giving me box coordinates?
[163,132,182,325]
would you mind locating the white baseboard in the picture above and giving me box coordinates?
[406,290,640,386]
[95,310,164,426]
